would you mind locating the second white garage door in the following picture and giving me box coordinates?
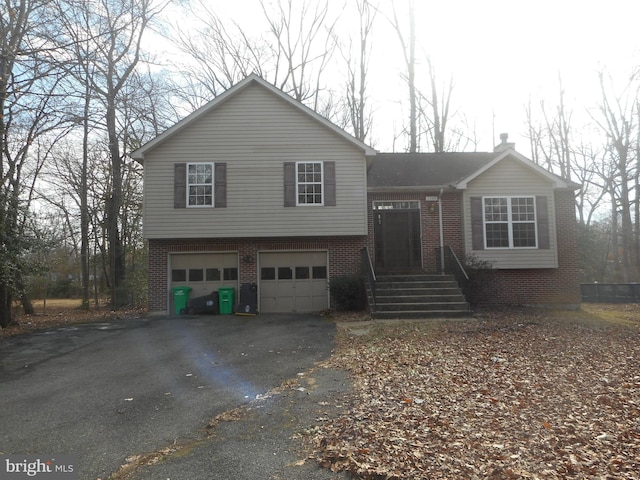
[259,251,328,313]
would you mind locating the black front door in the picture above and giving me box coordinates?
[374,209,422,270]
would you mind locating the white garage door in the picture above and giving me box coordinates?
[259,251,328,313]
[170,253,238,308]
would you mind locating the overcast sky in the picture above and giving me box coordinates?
[162,0,640,155]
[365,0,640,153]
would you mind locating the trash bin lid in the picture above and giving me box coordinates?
[173,286,192,293]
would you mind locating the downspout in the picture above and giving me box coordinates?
[438,188,445,274]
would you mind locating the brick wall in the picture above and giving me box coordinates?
[148,236,366,312]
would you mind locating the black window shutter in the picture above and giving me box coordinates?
[471,196,484,250]
[283,162,296,207]
[215,163,227,208]
[324,161,336,206]
[174,163,186,208]
[536,196,550,249]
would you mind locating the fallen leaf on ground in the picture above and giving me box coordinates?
[306,307,640,479]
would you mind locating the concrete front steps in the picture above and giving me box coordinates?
[370,273,470,319]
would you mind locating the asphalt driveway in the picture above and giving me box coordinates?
[0,314,347,479]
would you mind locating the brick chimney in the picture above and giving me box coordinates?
[494,133,515,152]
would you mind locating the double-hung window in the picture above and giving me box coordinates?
[297,162,323,205]
[187,163,213,207]
[484,196,537,248]
[283,161,335,207]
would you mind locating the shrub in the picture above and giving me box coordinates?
[461,255,497,306]
[47,277,76,298]
[329,276,366,311]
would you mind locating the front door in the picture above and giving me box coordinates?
[374,205,422,271]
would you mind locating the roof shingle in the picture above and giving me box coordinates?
[367,152,499,189]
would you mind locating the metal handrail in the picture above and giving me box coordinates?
[361,247,377,311]
[437,246,469,282]
[447,246,469,281]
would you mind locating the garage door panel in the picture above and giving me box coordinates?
[295,296,313,312]
[311,279,327,293]
[276,296,294,312]
[260,297,276,312]
[260,282,278,296]
[170,253,238,311]
[259,251,328,313]
[295,283,312,296]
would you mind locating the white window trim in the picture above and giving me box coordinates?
[483,196,537,249]
[373,200,421,210]
[187,162,215,208]
[295,161,324,206]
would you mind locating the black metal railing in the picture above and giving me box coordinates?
[436,246,469,286]
[581,283,640,303]
[361,246,377,311]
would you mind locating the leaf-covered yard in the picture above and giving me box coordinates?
[309,306,640,479]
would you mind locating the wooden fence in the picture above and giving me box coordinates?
[581,283,640,303]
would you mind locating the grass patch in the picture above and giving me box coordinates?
[580,303,640,326]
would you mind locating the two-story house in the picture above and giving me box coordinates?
[132,74,580,315]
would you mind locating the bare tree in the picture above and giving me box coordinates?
[635,98,640,274]
[526,98,543,167]
[526,79,612,228]
[592,70,639,281]
[261,0,339,114]
[341,0,377,142]
[417,57,455,152]
[531,76,573,181]
[0,0,72,327]
[389,0,417,152]
[172,0,339,119]
[171,0,269,107]
[573,142,611,226]
[62,0,168,307]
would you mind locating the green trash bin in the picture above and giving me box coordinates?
[218,287,235,314]
[172,286,192,315]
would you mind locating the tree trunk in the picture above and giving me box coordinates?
[618,156,635,282]
[81,79,90,310]
[390,0,417,152]
[610,191,621,282]
[407,1,416,152]
[0,284,12,328]
[21,295,35,315]
[106,98,125,307]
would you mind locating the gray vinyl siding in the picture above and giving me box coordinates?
[463,158,559,269]
[143,84,368,239]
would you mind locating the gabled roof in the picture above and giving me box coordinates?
[454,148,573,189]
[367,152,498,190]
[367,149,575,190]
[131,74,377,160]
